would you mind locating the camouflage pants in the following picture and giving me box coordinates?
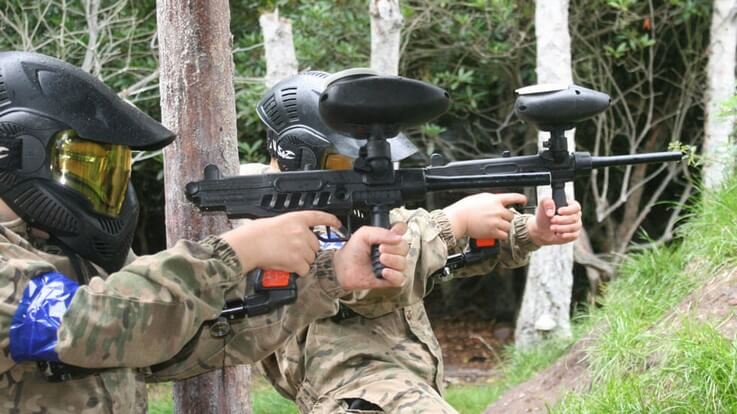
[298,375,458,414]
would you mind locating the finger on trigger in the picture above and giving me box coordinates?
[301,211,343,229]
[498,193,528,207]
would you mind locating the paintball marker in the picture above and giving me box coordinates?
[433,83,684,276]
[186,75,684,281]
[186,72,552,279]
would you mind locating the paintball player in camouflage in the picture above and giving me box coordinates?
[237,71,583,413]
[0,52,413,413]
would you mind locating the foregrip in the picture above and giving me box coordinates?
[552,181,568,212]
[371,205,392,279]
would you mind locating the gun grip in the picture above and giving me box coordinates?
[370,205,392,279]
[552,182,568,214]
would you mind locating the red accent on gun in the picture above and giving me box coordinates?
[262,270,292,288]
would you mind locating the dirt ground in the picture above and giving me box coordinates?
[431,318,514,383]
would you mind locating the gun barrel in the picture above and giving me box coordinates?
[590,151,683,169]
[425,172,550,191]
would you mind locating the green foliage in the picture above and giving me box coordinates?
[146,378,300,414]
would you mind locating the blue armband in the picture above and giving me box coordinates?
[9,271,79,362]
[319,239,346,250]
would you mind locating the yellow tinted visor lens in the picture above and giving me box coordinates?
[50,130,132,217]
[324,153,354,170]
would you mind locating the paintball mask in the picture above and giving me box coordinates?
[0,51,175,272]
[256,70,418,172]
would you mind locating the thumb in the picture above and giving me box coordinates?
[293,211,343,229]
[358,226,403,246]
[540,198,556,217]
[496,193,528,207]
[390,221,408,237]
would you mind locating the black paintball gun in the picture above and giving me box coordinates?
[434,83,684,276]
[187,76,684,284]
[185,72,552,282]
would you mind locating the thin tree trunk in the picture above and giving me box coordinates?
[515,0,575,350]
[157,0,250,412]
[614,126,661,252]
[260,9,298,88]
[370,0,403,75]
[703,0,737,189]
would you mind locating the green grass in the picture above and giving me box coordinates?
[146,376,299,414]
[545,179,737,413]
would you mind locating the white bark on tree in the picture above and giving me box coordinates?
[370,0,403,75]
[82,0,101,75]
[703,0,737,189]
[515,0,575,350]
[157,0,251,412]
[259,9,298,88]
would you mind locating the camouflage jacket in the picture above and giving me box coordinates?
[159,162,540,413]
[0,217,348,413]
[258,207,538,413]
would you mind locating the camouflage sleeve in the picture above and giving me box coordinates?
[55,236,245,368]
[339,207,451,318]
[450,211,540,279]
[339,208,540,318]
[147,250,347,381]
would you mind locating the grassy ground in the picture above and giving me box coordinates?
[549,179,737,412]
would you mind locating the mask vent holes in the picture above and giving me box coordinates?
[98,216,124,234]
[262,93,286,130]
[0,122,22,137]
[0,172,17,186]
[0,70,9,107]
[280,87,299,121]
[15,187,78,233]
[300,71,329,79]
[93,237,116,259]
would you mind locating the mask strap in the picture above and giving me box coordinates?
[0,138,22,171]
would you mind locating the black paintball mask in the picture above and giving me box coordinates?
[0,51,175,272]
[256,70,418,172]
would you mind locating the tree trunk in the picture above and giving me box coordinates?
[703,0,737,189]
[259,9,299,88]
[370,0,403,75]
[156,1,251,413]
[515,0,575,350]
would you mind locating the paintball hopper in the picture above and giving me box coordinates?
[319,69,450,139]
[514,84,611,131]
